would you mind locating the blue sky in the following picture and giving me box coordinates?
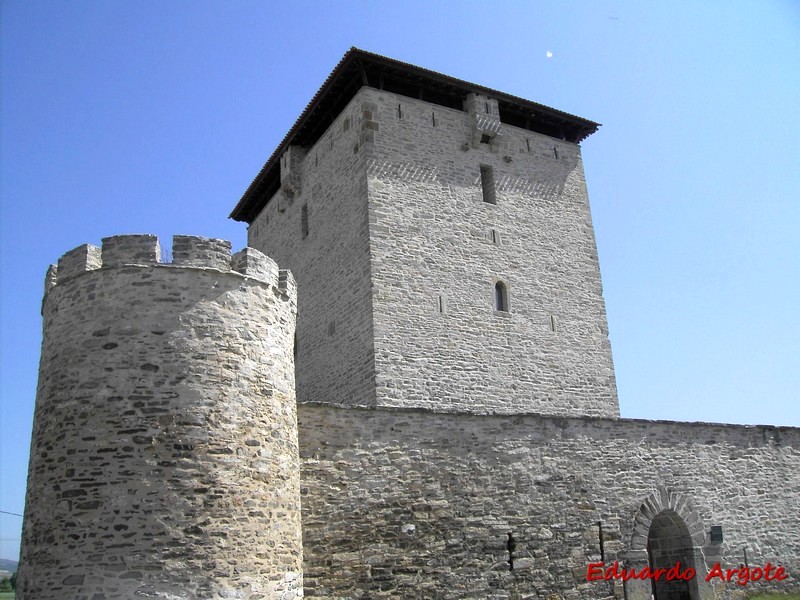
[1,1,798,561]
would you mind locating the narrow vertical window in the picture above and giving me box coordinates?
[553,146,559,159]
[431,112,436,127]
[525,138,531,152]
[598,521,605,563]
[437,295,446,314]
[494,281,509,312]
[397,104,402,119]
[550,315,557,332]
[480,165,496,204]
[301,204,309,239]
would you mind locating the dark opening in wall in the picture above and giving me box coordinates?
[480,165,496,204]
[526,138,531,152]
[710,526,723,543]
[553,145,559,159]
[598,521,605,562]
[431,112,437,127]
[550,315,557,332]
[480,133,493,145]
[494,281,509,312]
[437,295,446,313]
[506,532,516,571]
[397,104,403,119]
[301,205,309,239]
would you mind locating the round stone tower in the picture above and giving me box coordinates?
[17,234,302,599]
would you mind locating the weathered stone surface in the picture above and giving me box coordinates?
[298,404,800,599]
[57,243,102,280]
[248,97,375,411]
[101,234,160,267]
[172,234,232,270]
[18,236,302,599]
[249,85,618,418]
[231,247,279,285]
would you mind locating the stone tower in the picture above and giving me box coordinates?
[231,48,618,418]
[18,235,302,599]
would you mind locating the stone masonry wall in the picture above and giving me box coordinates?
[248,90,378,408]
[249,85,617,418]
[18,235,302,600]
[298,404,800,599]
[362,87,618,416]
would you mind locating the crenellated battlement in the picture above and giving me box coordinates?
[22,232,303,599]
[45,234,296,302]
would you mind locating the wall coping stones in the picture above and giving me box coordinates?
[45,235,295,302]
[296,400,800,438]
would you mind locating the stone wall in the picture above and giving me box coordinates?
[18,235,302,600]
[249,85,618,418]
[362,87,618,417]
[248,95,378,409]
[298,403,800,599]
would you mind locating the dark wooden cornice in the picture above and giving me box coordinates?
[230,48,600,223]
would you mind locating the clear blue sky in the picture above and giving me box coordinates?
[1,1,798,562]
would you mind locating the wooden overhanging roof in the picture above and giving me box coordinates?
[230,47,600,223]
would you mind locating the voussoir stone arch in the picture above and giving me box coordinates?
[629,486,706,553]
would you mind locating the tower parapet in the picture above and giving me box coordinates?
[19,234,302,599]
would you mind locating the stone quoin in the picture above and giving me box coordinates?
[18,49,800,599]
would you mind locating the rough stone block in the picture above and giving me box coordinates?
[57,243,101,280]
[231,247,279,285]
[101,234,160,267]
[44,264,58,293]
[172,235,231,270]
[278,269,297,303]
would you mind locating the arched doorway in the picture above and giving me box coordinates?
[626,488,709,600]
[647,509,700,600]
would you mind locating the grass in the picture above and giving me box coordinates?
[0,592,14,599]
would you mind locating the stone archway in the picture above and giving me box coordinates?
[624,487,708,600]
[647,509,700,599]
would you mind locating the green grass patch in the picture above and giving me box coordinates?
[0,592,14,600]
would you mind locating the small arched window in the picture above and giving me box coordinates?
[494,281,509,312]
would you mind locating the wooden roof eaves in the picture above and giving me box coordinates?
[230,48,601,223]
